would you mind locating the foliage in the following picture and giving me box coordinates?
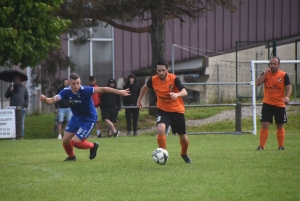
[0,0,71,68]
[60,0,243,115]
[61,0,242,65]
[34,48,75,97]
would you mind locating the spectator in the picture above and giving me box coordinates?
[122,74,141,136]
[55,79,72,139]
[5,75,28,139]
[100,79,121,137]
[89,76,102,138]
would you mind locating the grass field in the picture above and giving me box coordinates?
[0,106,299,200]
[0,132,299,201]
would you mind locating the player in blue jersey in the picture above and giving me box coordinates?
[40,73,130,161]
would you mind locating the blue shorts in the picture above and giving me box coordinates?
[58,108,72,122]
[65,117,96,140]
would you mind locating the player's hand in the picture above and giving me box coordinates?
[54,109,58,114]
[169,92,178,100]
[40,94,47,102]
[119,88,130,96]
[137,101,143,110]
[283,97,290,104]
[10,86,14,92]
[264,66,271,74]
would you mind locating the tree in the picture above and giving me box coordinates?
[60,0,242,114]
[34,48,75,98]
[0,0,71,68]
[61,0,240,66]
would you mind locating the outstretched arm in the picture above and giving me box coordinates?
[137,84,148,110]
[40,95,57,105]
[94,87,130,96]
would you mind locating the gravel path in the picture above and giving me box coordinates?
[135,106,262,135]
[114,103,299,136]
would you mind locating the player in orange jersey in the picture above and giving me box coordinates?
[256,56,292,150]
[137,59,192,163]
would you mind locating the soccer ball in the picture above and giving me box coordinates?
[152,148,169,165]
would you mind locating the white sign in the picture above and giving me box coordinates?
[0,109,16,138]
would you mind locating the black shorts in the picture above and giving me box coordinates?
[260,103,287,124]
[156,109,186,135]
[101,108,118,123]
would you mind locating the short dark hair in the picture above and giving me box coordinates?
[69,73,80,80]
[156,58,169,68]
[89,76,95,81]
[271,56,280,64]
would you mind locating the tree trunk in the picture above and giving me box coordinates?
[148,4,166,116]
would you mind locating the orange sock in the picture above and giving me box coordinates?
[71,139,94,149]
[156,135,166,149]
[63,143,75,157]
[180,139,189,155]
[259,128,269,148]
[276,128,285,147]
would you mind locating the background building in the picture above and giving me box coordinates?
[1,0,300,112]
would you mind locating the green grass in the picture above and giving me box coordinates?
[1,106,299,200]
[22,110,158,139]
[22,107,233,139]
[0,133,299,201]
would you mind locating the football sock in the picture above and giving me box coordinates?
[63,143,75,157]
[276,127,285,147]
[156,135,166,149]
[97,130,101,135]
[259,128,269,148]
[71,139,94,149]
[180,139,189,155]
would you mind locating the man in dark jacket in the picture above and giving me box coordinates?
[100,79,121,137]
[55,79,72,139]
[5,75,28,139]
[123,74,140,136]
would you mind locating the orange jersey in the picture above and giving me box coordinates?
[263,70,289,107]
[91,85,101,107]
[149,74,185,113]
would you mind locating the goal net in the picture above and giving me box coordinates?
[171,44,300,135]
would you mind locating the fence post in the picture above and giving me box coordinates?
[235,102,242,132]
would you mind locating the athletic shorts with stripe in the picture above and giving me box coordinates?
[260,103,287,124]
[156,109,186,135]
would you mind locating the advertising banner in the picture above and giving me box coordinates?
[0,109,16,138]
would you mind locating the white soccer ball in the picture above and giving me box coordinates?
[152,148,169,165]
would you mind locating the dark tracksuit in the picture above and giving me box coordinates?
[100,79,121,123]
[122,74,140,133]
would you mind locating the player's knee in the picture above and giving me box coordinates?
[276,124,284,129]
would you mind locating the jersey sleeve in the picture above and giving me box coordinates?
[56,89,66,101]
[174,77,184,91]
[85,86,94,95]
[146,77,153,89]
[284,73,291,85]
